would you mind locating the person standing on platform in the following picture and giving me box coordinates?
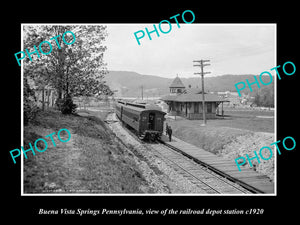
[167,126,172,142]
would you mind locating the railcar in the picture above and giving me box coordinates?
[115,100,166,141]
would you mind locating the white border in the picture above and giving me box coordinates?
[21,24,24,195]
[21,23,277,196]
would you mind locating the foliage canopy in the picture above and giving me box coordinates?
[23,25,113,115]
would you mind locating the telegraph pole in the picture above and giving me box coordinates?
[141,85,144,100]
[193,60,211,125]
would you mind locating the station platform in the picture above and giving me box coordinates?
[160,134,275,194]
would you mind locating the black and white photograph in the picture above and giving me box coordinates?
[21,23,276,195]
[4,4,298,220]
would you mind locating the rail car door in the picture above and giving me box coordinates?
[148,112,155,130]
[155,112,164,132]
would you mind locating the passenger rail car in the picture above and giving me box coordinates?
[115,100,166,141]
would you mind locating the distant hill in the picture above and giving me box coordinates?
[104,71,273,97]
[104,71,170,97]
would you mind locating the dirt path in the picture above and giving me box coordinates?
[55,133,85,191]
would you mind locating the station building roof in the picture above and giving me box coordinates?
[161,92,229,103]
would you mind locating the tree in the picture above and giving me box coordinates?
[253,83,274,108]
[23,25,110,113]
[23,77,39,125]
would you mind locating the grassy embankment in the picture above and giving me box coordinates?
[23,109,149,193]
[166,109,275,181]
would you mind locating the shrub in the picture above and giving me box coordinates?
[60,94,77,114]
[55,98,64,111]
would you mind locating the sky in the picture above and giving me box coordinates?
[103,24,276,79]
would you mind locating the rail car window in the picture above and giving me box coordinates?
[122,109,138,118]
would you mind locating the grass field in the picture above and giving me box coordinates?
[167,109,274,153]
[208,109,274,133]
[23,109,149,193]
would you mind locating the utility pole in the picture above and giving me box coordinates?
[193,60,211,125]
[141,85,144,100]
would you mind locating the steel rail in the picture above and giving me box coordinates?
[159,140,265,194]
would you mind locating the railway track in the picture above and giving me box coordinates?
[106,112,263,194]
[146,141,253,194]
[157,140,265,194]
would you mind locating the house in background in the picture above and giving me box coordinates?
[161,76,229,120]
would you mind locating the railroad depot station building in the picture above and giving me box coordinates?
[161,76,229,120]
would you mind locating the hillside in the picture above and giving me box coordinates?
[104,71,273,97]
[104,71,170,97]
[23,109,172,193]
